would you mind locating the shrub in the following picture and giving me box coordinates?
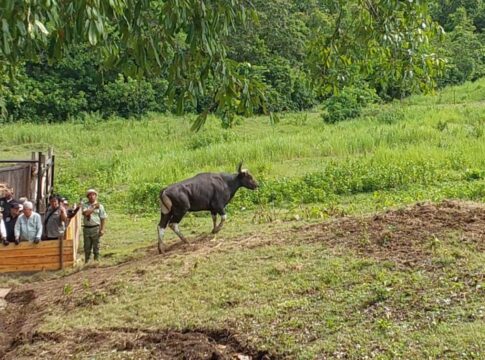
[100,75,167,118]
[323,86,379,124]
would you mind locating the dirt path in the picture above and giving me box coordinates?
[0,234,275,359]
[1,200,484,359]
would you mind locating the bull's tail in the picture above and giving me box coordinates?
[160,189,172,215]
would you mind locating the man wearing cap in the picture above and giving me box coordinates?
[82,189,107,262]
[3,202,21,245]
[14,201,43,244]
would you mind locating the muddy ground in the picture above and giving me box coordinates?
[0,201,484,359]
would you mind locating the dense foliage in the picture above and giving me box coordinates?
[1,0,484,123]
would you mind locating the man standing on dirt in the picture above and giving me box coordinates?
[82,189,107,263]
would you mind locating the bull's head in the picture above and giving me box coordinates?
[237,161,259,190]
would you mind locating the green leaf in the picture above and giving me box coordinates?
[35,20,49,35]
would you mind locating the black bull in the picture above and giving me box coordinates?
[157,163,258,253]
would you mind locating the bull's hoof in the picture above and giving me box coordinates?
[212,227,222,234]
[158,243,164,254]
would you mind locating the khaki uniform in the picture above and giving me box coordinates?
[82,202,107,261]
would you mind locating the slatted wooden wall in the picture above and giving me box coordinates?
[0,164,31,200]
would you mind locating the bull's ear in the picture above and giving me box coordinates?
[237,161,243,174]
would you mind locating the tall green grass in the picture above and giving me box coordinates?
[0,79,484,215]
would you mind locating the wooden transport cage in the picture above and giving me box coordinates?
[0,212,81,273]
[1,149,82,273]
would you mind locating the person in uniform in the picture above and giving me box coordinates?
[82,189,107,262]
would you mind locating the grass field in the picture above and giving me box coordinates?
[0,79,484,359]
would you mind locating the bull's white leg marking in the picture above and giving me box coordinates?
[158,226,165,240]
[221,214,228,221]
[157,226,165,254]
[170,223,188,243]
[211,214,218,232]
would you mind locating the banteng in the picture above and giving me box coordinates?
[157,162,258,253]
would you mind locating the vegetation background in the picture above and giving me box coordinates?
[0,1,484,359]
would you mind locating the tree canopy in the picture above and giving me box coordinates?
[1,1,480,127]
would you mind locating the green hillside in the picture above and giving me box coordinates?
[0,79,484,359]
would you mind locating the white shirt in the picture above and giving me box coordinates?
[14,212,43,241]
[0,218,6,240]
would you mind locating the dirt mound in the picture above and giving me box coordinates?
[300,200,485,268]
[0,289,41,359]
[5,327,272,360]
[5,290,35,305]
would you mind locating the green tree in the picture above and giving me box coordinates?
[430,0,485,31]
[1,1,448,125]
[0,0,270,126]
[307,0,446,99]
[437,7,485,85]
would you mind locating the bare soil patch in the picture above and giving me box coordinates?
[299,200,485,268]
[4,327,271,360]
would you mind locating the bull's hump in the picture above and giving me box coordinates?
[167,173,228,190]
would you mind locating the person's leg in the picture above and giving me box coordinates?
[83,229,94,262]
[92,231,101,261]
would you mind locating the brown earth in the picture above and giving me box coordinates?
[0,200,484,359]
[299,200,485,269]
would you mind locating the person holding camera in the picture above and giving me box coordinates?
[43,195,67,240]
[82,189,107,263]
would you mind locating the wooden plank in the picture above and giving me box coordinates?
[0,239,74,250]
[0,262,74,273]
[0,163,31,199]
[1,248,73,258]
[0,192,82,273]
[0,239,73,252]
[60,235,64,270]
[1,255,74,266]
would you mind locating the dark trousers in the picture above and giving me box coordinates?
[83,226,100,261]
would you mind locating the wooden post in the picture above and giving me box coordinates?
[46,148,53,196]
[31,152,37,202]
[59,234,64,270]
[36,152,43,211]
[50,155,55,194]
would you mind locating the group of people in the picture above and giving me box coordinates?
[0,187,107,263]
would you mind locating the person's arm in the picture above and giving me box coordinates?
[70,205,81,218]
[35,214,42,241]
[14,217,21,240]
[0,219,6,240]
[82,202,99,216]
[99,218,106,236]
[98,204,107,236]
[59,206,67,222]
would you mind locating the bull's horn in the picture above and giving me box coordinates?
[237,161,243,173]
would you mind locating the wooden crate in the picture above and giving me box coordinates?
[0,211,81,273]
